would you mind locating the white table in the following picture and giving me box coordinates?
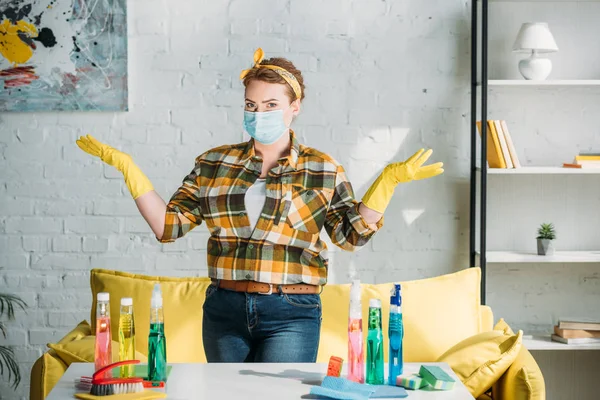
[47,362,474,399]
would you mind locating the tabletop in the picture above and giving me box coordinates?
[47,362,475,400]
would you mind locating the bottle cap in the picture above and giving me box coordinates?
[369,298,381,308]
[97,292,109,301]
[121,297,133,306]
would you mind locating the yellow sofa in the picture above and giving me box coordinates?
[30,267,544,400]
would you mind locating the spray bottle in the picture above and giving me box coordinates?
[118,297,136,378]
[366,298,384,385]
[388,284,404,385]
[95,292,112,379]
[148,283,167,382]
[348,280,364,383]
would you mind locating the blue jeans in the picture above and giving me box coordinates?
[202,284,322,362]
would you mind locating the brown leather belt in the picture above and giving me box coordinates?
[212,279,321,295]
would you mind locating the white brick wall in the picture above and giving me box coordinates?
[1,0,599,398]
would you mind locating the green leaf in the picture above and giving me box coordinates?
[0,345,21,389]
[0,294,27,320]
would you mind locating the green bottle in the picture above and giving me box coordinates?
[148,283,167,382]
[366,298,384,385]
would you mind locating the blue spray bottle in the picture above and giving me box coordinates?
[388,283,404,385]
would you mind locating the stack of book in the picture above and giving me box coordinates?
[563,153,600,169]
[551,319,600,345]
[476,120,521,169]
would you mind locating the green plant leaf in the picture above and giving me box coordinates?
[0,345,20,389]
[0,294,27,320]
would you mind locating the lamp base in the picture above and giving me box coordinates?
[518,52,552,80]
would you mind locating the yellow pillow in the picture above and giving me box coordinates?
[49,335,147,366]
[319,267,482,363]
[58,320,92,344]
[30,350,68,400]
[90,269,212,363]
[492,320,546,400]
[438,328,523,398]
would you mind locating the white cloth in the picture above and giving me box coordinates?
[244,178,267,229]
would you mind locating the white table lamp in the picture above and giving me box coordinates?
[512,22,558,80]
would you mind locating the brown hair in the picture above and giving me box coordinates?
[242,57,306,102]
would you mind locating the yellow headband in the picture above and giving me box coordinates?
[239,48,302,100]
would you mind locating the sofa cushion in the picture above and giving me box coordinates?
[48,334,147,365]
[438,327,523,398]
[29,350,67,400]
[58,320,92,344]
[91,267,482,364]
[318,267,482,362]
[90,269,211,363]
[492,319,546,400]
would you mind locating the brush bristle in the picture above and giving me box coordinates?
[90,382,144,396]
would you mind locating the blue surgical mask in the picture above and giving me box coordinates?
[243,108,289,145]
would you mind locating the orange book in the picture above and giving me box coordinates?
[563,163,582,168]
[554,325,600,339]
[476,121,506,168]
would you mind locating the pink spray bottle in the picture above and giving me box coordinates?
[348,280,364,383]
[95,292,113,379]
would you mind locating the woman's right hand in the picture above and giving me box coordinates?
[76,134,132,171]
[76,134,168,239]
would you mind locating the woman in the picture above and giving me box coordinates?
[76,48,443,363]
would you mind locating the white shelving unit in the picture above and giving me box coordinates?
[477,166,600,174]
[473,0,600,362]
[477,251,600,263]
[523,335,600,351]
[488,80,600,86]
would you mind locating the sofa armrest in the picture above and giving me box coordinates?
[479,305,494,332]
[492,346,545,400]
[30,350,68,400]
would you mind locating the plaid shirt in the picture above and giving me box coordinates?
[159,131,383,285]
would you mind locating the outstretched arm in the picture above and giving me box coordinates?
[77,134,166,237]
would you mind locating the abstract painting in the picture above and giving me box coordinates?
[0,0,127,111]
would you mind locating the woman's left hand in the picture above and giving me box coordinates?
[361,148,444,215]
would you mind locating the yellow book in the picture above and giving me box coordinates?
[476,120,505,168]
[494,120,513,168]
[575,155,600,161]
[487,121,506,168]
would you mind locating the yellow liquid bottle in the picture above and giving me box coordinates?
[118,297,136,378]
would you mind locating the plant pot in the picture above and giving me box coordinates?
[537,239,555,256]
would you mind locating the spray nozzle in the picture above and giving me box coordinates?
[151,283,163,308]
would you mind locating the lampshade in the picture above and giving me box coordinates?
[512,22,558,53]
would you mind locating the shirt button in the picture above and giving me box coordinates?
[248,244,254,249]
[246,274,252,279]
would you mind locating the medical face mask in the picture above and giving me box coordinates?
[243,107,290,145]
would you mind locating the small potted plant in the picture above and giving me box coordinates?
[536,223,556,256]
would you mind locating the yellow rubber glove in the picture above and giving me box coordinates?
[76,135,154,199]
[362,149,444,213]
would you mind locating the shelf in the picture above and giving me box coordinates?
[524,335,600,351]
[479,251,600,263]
[486,80,600,87]
[486,0,600,2]
[476,167,600,174]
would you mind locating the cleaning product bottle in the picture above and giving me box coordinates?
[348,280,364,383]
[366,298,384,385]
[388,284,404,385]
[95,292,112,379]
[118,297,136,378]
[148,283,167,382]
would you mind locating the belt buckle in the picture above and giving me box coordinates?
[257,283,273,295]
